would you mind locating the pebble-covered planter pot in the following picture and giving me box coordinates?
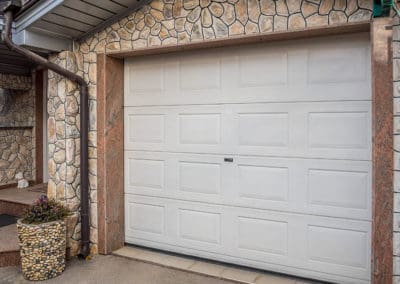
[17,219,67,281]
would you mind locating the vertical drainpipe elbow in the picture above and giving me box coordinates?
[2,8,90,258]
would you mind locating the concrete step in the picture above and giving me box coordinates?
[0,184,46,267]
[0,185,46,217]
[0,224,20,267]
[0,200,30,218]
[113,246,312,284]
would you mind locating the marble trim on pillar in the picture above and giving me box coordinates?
[371,17,394,284]
[97,54,125,254]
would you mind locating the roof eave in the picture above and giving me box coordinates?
[0,0,150,52]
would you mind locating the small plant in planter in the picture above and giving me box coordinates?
[17,195,71,281]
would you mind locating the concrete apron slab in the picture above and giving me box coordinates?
[113,246,316,284]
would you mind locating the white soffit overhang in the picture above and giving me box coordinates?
[1,0,151,52]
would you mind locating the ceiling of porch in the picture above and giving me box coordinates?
[0,42,35,75]
[12,0,151,47]
[27,0,150,40]
[0,0,150,75]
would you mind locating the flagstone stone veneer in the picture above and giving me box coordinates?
[0,74,32,91]
[0,74,35,186]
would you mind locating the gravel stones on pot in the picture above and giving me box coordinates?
[17,219,67,281]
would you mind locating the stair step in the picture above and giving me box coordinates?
[0,224,20,267]
[0,251,20,267]
[0,186,45,217]
[0,200,30,217]
[0,185,46,267]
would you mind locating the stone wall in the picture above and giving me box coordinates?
[0,74,35,186]
[77,0,372,54]
[0,73,32,91]
[49,0,373,256]
[0,88,35,127]
[46,52,89,255]
[0,129,34,184]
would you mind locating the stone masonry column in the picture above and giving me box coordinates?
[47,51,84,256]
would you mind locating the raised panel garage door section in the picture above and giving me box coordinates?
[124,33,372,284]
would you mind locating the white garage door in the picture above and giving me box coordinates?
[124,33,372,284]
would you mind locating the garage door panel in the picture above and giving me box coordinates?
[125,101,371,160]
[179,161,221,195]
[234,212,370,281]
[125,200,166,237]
[307,111,370,159]
[303,217,371,281]
[308,225,368,269]
[127,114,165,143]
[178,208,222,245]
[125,105,226,153]
[235,156,372,220]
[307,45,369,85]
[125,194,370,281]
[237,216,288,256]
[125,151,371,220]
[179,56,222,91]
[178,113,221,145]
[124,112,167,151]
[223,84,371,105]
[125,152,224,198]
[238,112,289,148]
[124,34,371,107]
[237,51,288,87]
[237,164,289,202]
[234,102,371,160]
[126,158,165,192]
[127,62,165,95]
[308,169,369,210]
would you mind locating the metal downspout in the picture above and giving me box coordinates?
[1,7,90,258]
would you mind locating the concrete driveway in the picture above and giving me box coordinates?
[0,255,242,284]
